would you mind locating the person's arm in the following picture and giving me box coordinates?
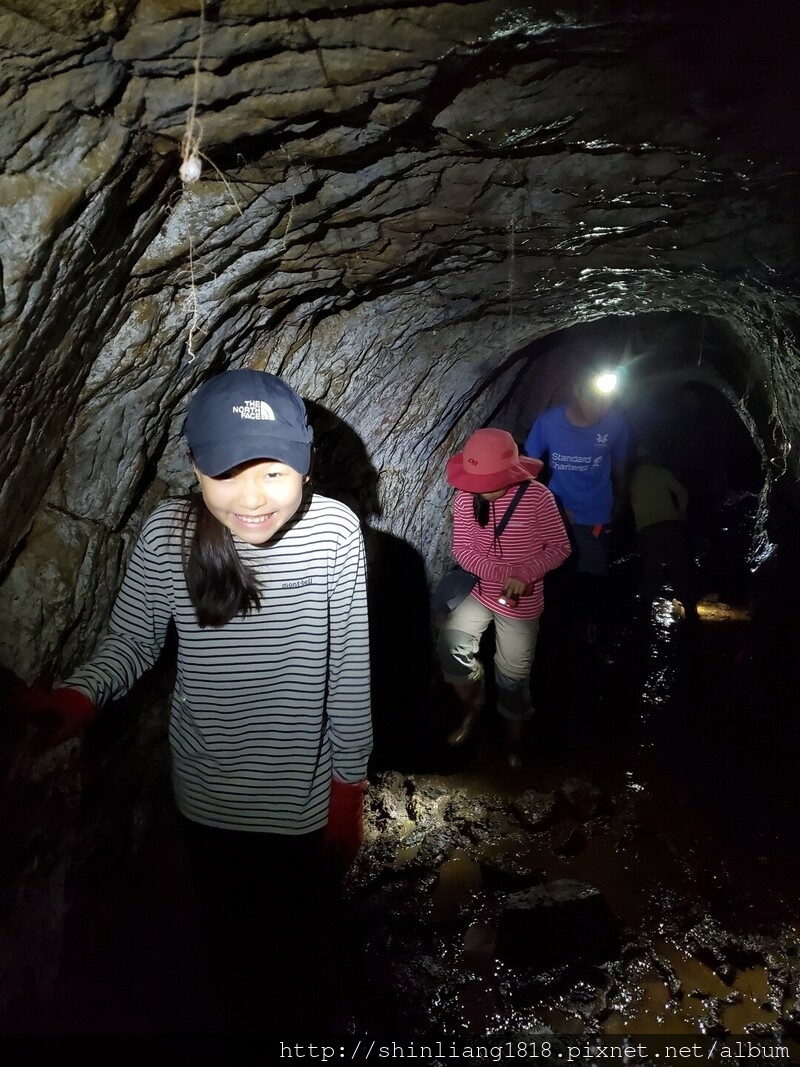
[451,493,514,582]
[523,417,546,460]
[11,513,174,745]
[326,523,372,781]
[62,516,174,706]
[666,470,689,519]
[506,487,572,586]
[610,415,631,515]
[323,520,372,867]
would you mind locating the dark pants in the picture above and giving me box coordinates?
[550,523,613,650]
[571,523,612,577]
[182,818,333,1034]
[638,520,696,617]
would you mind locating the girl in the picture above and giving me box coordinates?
[13,369,373,1031]
[438,428,571,767]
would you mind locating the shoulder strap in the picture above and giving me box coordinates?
[495,481,529,538]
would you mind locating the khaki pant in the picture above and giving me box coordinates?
[438,595,540,721]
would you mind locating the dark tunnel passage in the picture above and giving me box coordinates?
[342,315,800,1039]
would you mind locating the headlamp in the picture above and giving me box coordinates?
[593,371,619,395]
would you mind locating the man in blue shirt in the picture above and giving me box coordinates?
[524,366,629,653]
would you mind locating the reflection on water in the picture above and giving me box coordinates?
[432,852,482,921]
[356,586,799,1037]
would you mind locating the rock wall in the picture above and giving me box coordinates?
[2,1,799,673]
[1,0,798,1023]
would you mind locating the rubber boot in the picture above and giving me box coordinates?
[504,717,528,769]
[447,678,484,746]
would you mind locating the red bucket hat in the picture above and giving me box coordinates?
[446,428,543,493]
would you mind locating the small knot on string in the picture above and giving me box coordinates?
[179,141,203,184]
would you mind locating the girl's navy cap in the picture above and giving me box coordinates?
[184,369,313,476]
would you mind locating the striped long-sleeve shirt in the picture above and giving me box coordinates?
[64,495,373,834]
[452,481,571,619]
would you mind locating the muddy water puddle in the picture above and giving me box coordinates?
[423,820,790,1033]
[355,595,800,1037]
[599,948,780,1034]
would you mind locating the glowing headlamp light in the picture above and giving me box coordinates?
[593,371,619,395]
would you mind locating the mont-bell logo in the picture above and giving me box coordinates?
[232,400,276,421]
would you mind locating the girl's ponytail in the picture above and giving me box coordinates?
[473,494,490,527]
[181,493,261,628]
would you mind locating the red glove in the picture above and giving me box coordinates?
[3,669,96,747]
[323,777,366,870]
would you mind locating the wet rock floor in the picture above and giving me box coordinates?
[341,586,800,1045]
[11,579,800,1041]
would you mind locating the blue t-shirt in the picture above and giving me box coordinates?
[524,405,629,525]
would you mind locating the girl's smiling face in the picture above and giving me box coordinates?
[194,458,306,545]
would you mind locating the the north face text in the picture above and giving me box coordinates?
[232,400,276,420]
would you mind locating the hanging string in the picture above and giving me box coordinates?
[178,0,206,361]
[178,0,243,210]
[697,315,706,366]
[185,232,204,360]
[179,0,206,184]
[506,212,516,355]
[176,1,249,359]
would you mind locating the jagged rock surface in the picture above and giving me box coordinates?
[2,1,799,676]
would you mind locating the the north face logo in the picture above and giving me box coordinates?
[232,400,275,420]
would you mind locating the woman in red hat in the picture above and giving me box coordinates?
[439,428,571,766]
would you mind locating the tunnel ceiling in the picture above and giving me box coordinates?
[1,0,799,676]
